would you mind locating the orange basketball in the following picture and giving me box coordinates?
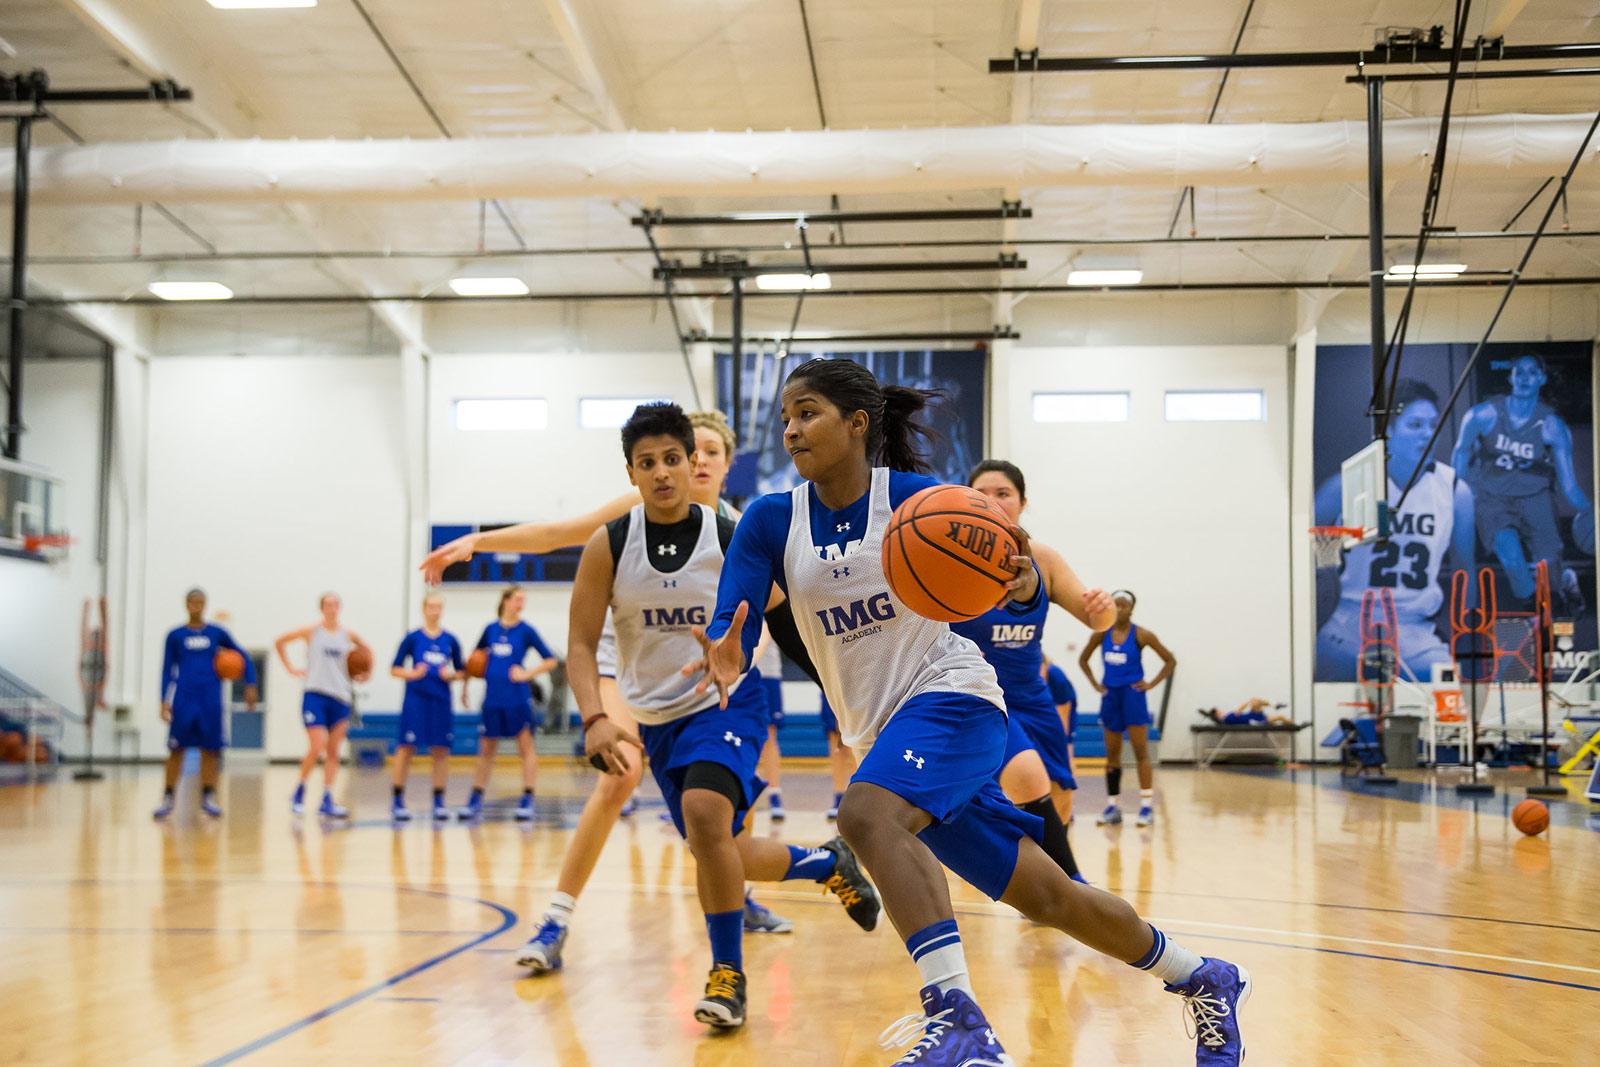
[882,484,1020,622]
[1512,799,1549,837]
[347,645,373,677]
[214,648,246,681]
[0,732,22,762]
[466,648,489,679]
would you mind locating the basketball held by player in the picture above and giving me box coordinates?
[692,358,1249,1066]
[390,592,464,822]
[458,585,557,822]
[1081,590,1175,828]
[153,588,257,820]
[275,592,372,820]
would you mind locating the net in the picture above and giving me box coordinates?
[1309,526,1362,570]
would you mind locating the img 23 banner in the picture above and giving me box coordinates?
[1313,341,1596,684]
[714,349,988,498]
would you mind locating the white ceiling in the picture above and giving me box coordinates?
[2,0,1599,343]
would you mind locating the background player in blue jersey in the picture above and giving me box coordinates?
[389,592,464,821]
[274,592,373,820]
[1043,655,1079,823]
[153,588,257,820]
[1452,353,1592,612]
[954,458,1116,884]
[1081,591,1175,828]
[459,585,557,821]
[694,359,1249,1067]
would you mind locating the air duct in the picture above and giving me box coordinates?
[4,114,1595,205]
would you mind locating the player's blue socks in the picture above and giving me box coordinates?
[905,919,974,999]
[783,845,837,882]
[1132,923,1204,985]
[705,909,743,970]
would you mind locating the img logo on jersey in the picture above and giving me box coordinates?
[990,623,1036,649]
[944,521,997,562]
[642,605,708,630]
[1389,512,1437,537]
[184,635,213,651]
[815,593,896,639]
[1493,433,1536,461]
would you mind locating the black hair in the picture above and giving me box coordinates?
[1511,353,1547,374]
[1392,379,1439,417]
[185,587,206,601]
[1112,589,1137,607]
[620,402,695,464]
[784,358,940,474]
[968,459,1026,499]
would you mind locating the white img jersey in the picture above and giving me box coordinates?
[782,468,1004,752]
[305,626,352,702]
[611,503,744,725]
[1339,461,1456,619]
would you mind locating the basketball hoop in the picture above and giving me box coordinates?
[1309,526,1362,570]
[23,534,70,561]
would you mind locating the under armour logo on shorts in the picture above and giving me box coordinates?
[903,749,924,769]
[724,731,742,747]
[657,544,678,556]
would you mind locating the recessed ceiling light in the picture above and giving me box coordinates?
[1066,269,1143,287]
[147,281,234,301]
[206,0,317,9]
[1387,263,1467,280]
[449,277,529,297]
[755,273,832,291]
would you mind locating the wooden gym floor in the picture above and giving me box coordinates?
[0,757,1594,1066]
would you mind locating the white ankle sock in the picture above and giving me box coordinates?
[1139,789,1153,805]
[908,921,974,999]
[547,891,577,928]
[1135,925,1203,985]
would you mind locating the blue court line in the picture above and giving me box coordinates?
[1179,931,1600,995]
[190,886,517,1067]
[375,996,440,1003]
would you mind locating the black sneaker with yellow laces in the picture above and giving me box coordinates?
[820,835,881,931]
[693,963,747,1029]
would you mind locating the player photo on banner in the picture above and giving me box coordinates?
[714,348,987,497]
[1313,341,1597,683]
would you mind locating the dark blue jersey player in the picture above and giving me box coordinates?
[153,587,257,821]
[389,592,464,822]
[1080,591,1177,828]
[459,585,557,821]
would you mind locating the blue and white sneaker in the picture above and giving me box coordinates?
[515,918,568,974]
[319,794,350,820]
[431,799,451,822]
[768,793,786,822]
[200,794,223,819]
[1166,958,1251,1065]
[743,892,794,934]
[514,793,535,821]
[1096,804,1123,826]
[457,793,483,821]
[290,783,306,815]
[826,792,842,821]
[619,796,638,818]
[1137,805,1154,827]
[152,794,175,820]
[392,798,413,822]
[880,985,1012,1066]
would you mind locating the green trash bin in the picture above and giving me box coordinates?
[1383,715,1422,769]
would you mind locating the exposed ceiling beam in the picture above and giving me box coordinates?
[541,0,628,131]
[1484,0,1533,41]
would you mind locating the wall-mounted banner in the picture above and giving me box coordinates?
[1313,341,1596,684]
[430,524,582,584]
[715,348,988,498]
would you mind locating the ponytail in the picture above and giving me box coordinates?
[785,358,942,474]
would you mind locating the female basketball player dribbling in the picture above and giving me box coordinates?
[690,359,1249,1066]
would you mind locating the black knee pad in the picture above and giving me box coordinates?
[1106,767,1123,798]
[682,761,745,811]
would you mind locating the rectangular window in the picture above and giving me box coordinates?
[579,397,670,429]
[1164,390,1265,422]
[1031,392,1130,423]
[452,397,549,432]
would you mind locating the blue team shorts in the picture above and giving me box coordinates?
[819,695,839,737]
[301,691,351,730]
[399,691,454,750]
[1001,704,1077,791]
[167,698,225,751]
[637,677,768,840]
[479,700,541,739]
[1099,685,1151,734]
[853,692,1044,900]
[762,677,785,727]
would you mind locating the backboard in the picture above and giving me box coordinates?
[1340,438,1389,543]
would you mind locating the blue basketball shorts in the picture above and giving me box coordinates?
[301,691,351,730]
[167,698,225,751]
[853,692,1044,900]
[399,691,454,750]
[478,701,540,739]
[1002,702,1077,790]
[1098,685,1151,734]
[762,677,785,727]
[637,677,768,840]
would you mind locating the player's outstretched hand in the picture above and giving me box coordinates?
[420,533,480,586]
[1082,587,1115,627]
[684,601,749,709]
[996,525,1039,608]
[586,717,645,776]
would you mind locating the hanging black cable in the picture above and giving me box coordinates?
[639,220,704,410]
[1394,104,1600,511]
[1166,0,1257,239]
